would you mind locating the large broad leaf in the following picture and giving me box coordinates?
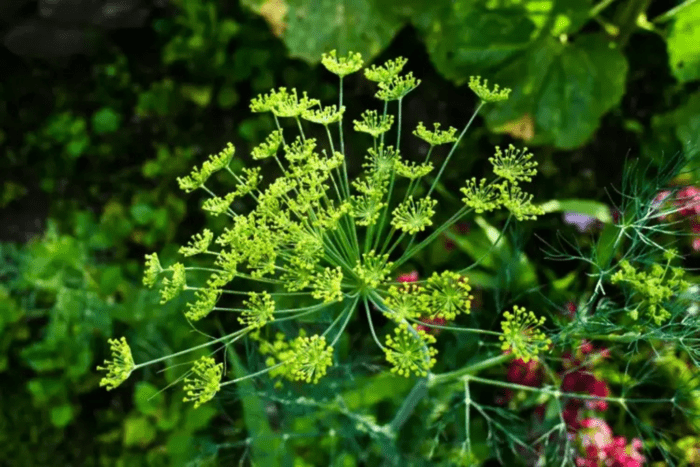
[667,2,700,83]
[539,198,613,224]
[419,1,536,84]
[449,216,537,290]
[485,33,628,149]
[243,0,404,64]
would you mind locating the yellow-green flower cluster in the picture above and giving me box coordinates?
[354,110,394,138]
[179,229,213,257]
[303,105,346,125]
[251,130,283,160]
[202,192,236,216]
[159,263,187,304]
[250,87,320,118]
[468,76,512,103]
[489,144,538,184]
[391,196,437,235]
[376,72,421,101]
[394,157,433,180]
[183,356,223,409]
[254,331,297,385]
[177,143,235,193]
[364,57,408,83]
[96,337,135,390]
[425,271,474,320]
[97,49,533,408]
[143,252,162,288]
[461,144,542,220]
[413,122,458,146]
[499,306,552,363]
[384,323,438,377]
[289,334,334,383]
[497,182,545,221]
[321,50,364,77]
[382,283,428,322]
[611,258,689,325]
[461,178,500,213]
[310,267,344,303]
[354,251,393,289]
[239,291,276,329]
[185,287,221,322]
[382,272,473,322]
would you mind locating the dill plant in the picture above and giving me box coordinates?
[95,50,565,461]
[93,51,700,465]
[97,50,546,398]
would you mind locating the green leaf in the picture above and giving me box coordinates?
[50,404,74,428]
[228,349,287,467]
[646,91,700,165]
[66,135,90,159]
[134,382,163,416]
[419,1,536,84]
[180,84,213,107]
[130,203,155,225]
[485,34,628,149]
[245,0,404,64]
[124,416,157,447]
[539,198,613,223]
[184,405,217,432]
[463,270,499,289]
[217,85,239,108]
[91,107,122,134]
[667,2,700,82]
[340,373,413,411]
[27,377,66,405]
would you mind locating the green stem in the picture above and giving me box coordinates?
[652,0,699,23]
[133,328,250,370]
[427,353,511,388]
[426,102,484,199]
[393,206,470,269]
[388,379,427,433]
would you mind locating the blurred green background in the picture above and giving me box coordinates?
[1,0,698,465]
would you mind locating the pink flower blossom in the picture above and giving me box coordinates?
[574,418,646,467]
[564,301,578,318]
[507,358,544,387]
[675,186,700,217]
[415,316,446,335]
[397,270,419,283]
[652,190,672,220]
[442,222,471,251]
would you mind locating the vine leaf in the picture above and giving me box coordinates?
[243,0,403,64]
[667,1,700,83]
[484,34,628,149]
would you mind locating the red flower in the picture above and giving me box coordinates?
[507,358,543,387]
[442,222,470,251]
[585,378,610,411]
[675,186,700,217]
[564,301,578,318]
[415,316,446,335]
[397,270,419,283]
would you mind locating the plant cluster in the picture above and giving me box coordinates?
[97,50,549,412]
[90,46,700,466]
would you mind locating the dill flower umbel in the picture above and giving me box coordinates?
[384,324,438,377]
[96,337,135,390]
[183,356,223,409]
[98,50,545,407]
[289,334,334,384]
[499,306,552,363]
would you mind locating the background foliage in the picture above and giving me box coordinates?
[1,0,698,465]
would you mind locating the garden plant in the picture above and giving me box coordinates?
[94,50,700,466]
